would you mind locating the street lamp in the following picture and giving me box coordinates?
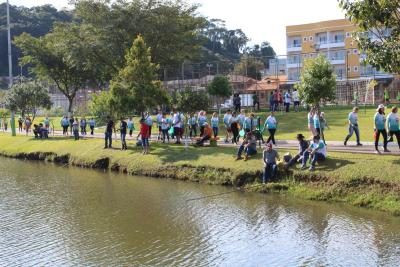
[7,0,16,136]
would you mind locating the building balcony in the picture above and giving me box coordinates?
[287,45,302,52]
[314,41,345,50]
[330,59,345,65]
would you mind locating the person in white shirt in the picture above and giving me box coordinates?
[301,135,327,171]
[284,90,291,113]
[292,89,300,112]
[344,107,362,146]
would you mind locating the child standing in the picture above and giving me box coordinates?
[140,118,150,154]
[211,112,219,138]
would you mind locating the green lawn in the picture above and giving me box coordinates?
[0,133,399,215]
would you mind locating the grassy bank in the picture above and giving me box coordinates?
[0,133,399,215]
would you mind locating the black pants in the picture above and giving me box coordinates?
[266,129,276,145]
[189,125,197,137]
[285,103,290,112]
[162,129,169,142]
[196,135,210,146]
[200,126,205,137]
[81,126,86,135]
[90,126,95,135]
[375,129,388,150]
[389,130,400,148]
[63,126,68,135]
[231,124,239,144]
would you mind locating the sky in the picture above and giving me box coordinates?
[7,0,346,55]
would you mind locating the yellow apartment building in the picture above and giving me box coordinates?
[285,19,391,82]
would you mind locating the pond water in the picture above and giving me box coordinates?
[0,157,399,266]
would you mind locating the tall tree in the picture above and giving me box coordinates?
[14,23,93,113]
[339,0,400,73]
[233,56,265,80]
[0,3,72,76]
[4,80,52,121]
[108,35,170,116]
[207,75,232,106]
[177,87,210,113]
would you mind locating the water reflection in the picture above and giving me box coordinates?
[0,158,399,266]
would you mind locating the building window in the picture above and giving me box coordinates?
[346,32,351,38]
[347,67,351,72]
[353,66,359,72]
[303,37,308,42]
[347,50,351,54]
[353,49,358,54]
[309,36,313,41]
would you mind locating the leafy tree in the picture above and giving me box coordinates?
[297,55,336,106]
[207,75,232,106]
[233,56,265,80]
[339,0,400,73]
[89,91,116,123]
[0,3,72,76]
[246,41,276,68]
[177,87,209,113]
[108,35,170,116]
[14,23,93,113]
[74,0,206,78]
[4,80,52,121]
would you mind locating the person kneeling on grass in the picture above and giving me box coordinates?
[301,135,327,171]
[262,143,280,183]
[286,133,309,168]
[195,123,213,146]
[236,132,257,161]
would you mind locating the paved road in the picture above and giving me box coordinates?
[3,129,400,155]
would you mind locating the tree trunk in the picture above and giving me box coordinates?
[67,97,74,116]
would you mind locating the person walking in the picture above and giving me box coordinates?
[187,112,197,138]
[292,89,300,112]
[344,107,362,146]
[211,112,219,138]
[284,90,291,112]
[80,117,87,136]
[387,106,399,149]
[263,111,277,145]
[44,117,50,131]
[104,117,115,149]
[223,110,232,143]
[272,90,279,112]
[262,143,280,183]
[139,117,150,154]
[25,117,32,136]
[156,110,163,141]
[69,116,75,135]
[144,112,153,139]
[126,117,134,137]
[374,104,389,153]
[172,110,184,144]
[161,113,170,143]
[198,111,208,137]
[73,118,80,140]
[119,117,128,150]
[308,109,317,137]
[89,118,96,135]
[230,111,240,144]
[18,117,23,132]
[61,116,69,136]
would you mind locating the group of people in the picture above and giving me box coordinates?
[60,116,96,140]
[269,89,301,113]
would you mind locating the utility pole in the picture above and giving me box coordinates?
[7,0,16,136]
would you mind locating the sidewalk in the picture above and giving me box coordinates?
[3,129,400,155]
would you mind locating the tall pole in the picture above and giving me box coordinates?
[7,0,16,136]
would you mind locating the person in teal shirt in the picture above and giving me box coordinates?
[210,112,219,138]
[387,106,399,149]
[198,111,208,137]
[262,111,277,145]
[374,104,389,153]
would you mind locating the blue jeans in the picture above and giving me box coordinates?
[346,124,360,143]
[141,137,149,147]
[121,133,127,148]
[105,132,112,148]
[213,127,218,138]
[263,163,277,183]
[302,151,325,167]
[237,144,257,158]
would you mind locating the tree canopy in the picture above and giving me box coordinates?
[4,80,51,120]
[340,0,400,74]
[176,87,210,113]
[207,76,232,98]
[296,55,336,106]
[108,35,170,116]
